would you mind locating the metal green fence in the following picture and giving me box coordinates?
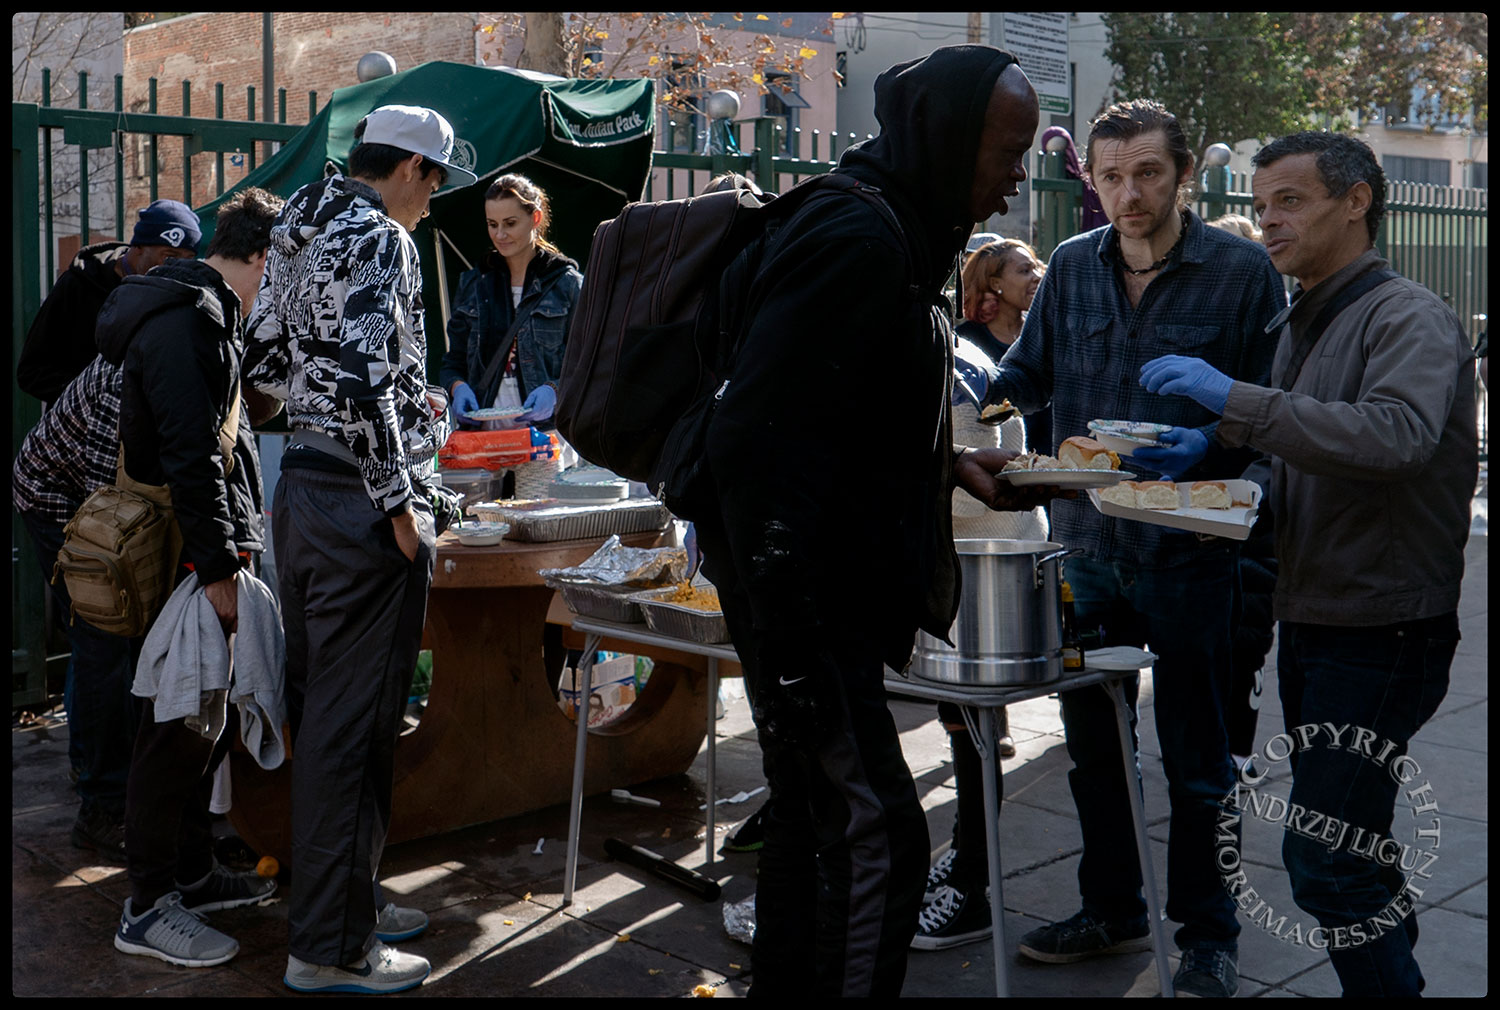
[11,74,304,710]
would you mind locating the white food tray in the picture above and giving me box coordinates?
[1086,479,1262,541]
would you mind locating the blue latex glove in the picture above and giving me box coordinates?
[1139,355,1234,414]
[516,383,557,424]
[952,357,989,407]
[683,522,701,580]
[451,381,479,427]
[1128,426,1210,480]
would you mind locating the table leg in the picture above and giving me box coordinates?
[966,706,1010,998]
[1103,678,1174,997]
[563,633,602,907]
[705,657,718,867]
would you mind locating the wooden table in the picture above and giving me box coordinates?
[227,528,732,865]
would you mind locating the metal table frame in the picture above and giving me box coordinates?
[883,667,1174,998]
[561,616,738,907]
[558,615,1173,998]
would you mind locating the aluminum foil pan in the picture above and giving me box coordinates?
[538,535,687,588]
[467,497,672,543]
[557,583,644,623]
[630,585,730,644]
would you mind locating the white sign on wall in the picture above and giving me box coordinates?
[1002,13,1071,115]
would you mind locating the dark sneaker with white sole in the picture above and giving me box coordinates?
[284,943,431,994]
[1174,947,1239,998]
[1018,908,1151,963]
[72,806,127,864]
[177,862,277,913]
[911,885,993,951]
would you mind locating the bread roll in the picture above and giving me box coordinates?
[1059,436,1120,470]
[1189,480,1233,509]
[1135,480,1180,510]
[1098,481,1140,508]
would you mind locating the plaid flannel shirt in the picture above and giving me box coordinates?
[12,357,123,525]
[993,211,1287,566]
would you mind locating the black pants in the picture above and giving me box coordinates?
[274,467,436,966]
[713,579,929,998]
[124,698,236,908]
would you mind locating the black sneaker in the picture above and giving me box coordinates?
[1018,908,1151,964]
[911,885,993,950]
[177,862,277,913]
[1174,947,1239,998]
[71,807,127,864]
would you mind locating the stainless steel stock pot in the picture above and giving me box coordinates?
[911,539,1079,687]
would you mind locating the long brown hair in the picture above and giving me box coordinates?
[484,173,560,255]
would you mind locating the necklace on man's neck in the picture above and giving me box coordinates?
[1120,211,1188,276]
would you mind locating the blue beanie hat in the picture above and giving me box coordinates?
[132,199,202,251]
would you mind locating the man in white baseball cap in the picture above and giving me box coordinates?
[243,102,474,994]
[358,103,478,194]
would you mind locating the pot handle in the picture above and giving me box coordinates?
[1033,547,1083,588]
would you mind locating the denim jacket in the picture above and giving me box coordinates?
[439,247,582,410]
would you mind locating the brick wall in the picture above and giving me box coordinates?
[122,12,476,215]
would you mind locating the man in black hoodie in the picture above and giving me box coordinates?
[18,198,201,404]
[694,45,1044,997]
[100,187,284,969]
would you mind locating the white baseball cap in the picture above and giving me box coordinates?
[359,104,478,191]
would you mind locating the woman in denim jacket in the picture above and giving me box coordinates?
[440,174,583,431]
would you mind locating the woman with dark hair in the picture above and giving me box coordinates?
[441,174,583,434]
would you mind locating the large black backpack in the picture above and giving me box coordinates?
[555,172,910,520]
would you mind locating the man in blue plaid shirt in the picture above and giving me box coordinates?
[974,100,1286,998]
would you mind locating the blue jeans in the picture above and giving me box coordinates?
[1277,614,1456,997]
[1061,551,1240,952]
[21,510,140,819]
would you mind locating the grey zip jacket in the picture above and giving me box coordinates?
[1218,249,1477,626]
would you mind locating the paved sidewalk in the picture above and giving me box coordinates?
[12,533,1486,997]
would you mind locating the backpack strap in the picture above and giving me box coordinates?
[1275,267,1400,392]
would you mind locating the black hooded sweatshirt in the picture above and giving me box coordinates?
[17,241,129,403]
[700,45,1018,670]
[97,258,265,586]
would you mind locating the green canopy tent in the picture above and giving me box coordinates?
[196,61,655,383]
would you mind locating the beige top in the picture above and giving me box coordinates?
[951,400,1049,541]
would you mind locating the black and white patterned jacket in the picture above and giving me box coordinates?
[245,173,450,516]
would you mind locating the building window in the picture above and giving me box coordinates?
[763,71,810,156]
[1383,154,1452,187]
[1471,162,1488,189]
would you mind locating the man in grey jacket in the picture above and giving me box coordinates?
[1139,131,1477,997]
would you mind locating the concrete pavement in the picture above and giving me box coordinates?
[12,523,1486,997]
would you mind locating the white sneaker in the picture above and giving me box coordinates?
[284,943,431,994]
[374,901,429,942]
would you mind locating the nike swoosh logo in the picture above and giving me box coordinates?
[778,675,806,686]
[344,959,375,978]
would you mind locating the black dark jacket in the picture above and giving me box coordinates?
[439,245,583,410]
[700,45,1018,670]
[97,259,264,585]
[17,241,128,403]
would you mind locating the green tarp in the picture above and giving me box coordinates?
[195,61,655,381]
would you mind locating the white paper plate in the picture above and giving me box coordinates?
[1086,479,1261,541]
[1088,420,1171,455]
[452,521,510,546]
[466,406,528,422]
[1086,646,1158,671]
[1000,469,1136,488]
